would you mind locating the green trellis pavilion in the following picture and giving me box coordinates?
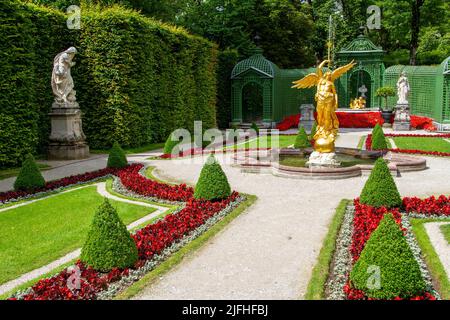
[231,34,450,128]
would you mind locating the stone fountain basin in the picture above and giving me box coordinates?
[232,147,427,180]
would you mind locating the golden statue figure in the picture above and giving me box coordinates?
[350,96,366,110]
[292,59,355,153]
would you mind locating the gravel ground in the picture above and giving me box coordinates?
[132,132,450,300]
[424,222,450,279]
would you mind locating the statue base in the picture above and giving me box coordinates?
[48,102,90,160]
[393,103,411,131]
[306,151,341,168]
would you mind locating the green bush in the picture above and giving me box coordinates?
[251,122,260,135]
[350,214,426,299]
[360,158,402,208]
[194,154,231,201]
[371,124,388,150]
[309,121,317,140]
[81,198,138,272]
[107,142,128,168]
[294,126,311,149]
[13,154,46,191]
[163,132,182,155]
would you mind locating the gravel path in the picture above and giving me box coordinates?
[424,222,450,280]
[0,182,166,296]
[133,132,450,300]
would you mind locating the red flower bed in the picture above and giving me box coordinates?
[10,164,240,300]
[346,195,449,300]
[0,167,120,204]
[117,164,193,202]
[275,112,437,131]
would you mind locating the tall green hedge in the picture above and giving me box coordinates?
[77,7,217,149]
[0,1,218,167]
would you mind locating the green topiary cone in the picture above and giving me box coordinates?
[350,214,426,299]
[107,141,128,168]
[360,158,402,208]
[371,124,388,150]
[13,154,45,191]
[194,154,231,201]
[309,121,317,140]
[294,125,312,149]
[163,132,181,155]
[81,199,138,272]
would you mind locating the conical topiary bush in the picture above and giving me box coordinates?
[13,154,45,191]
[309,121,317,140]
[163,132,181,155]
[81,199,138,272]
[107,142,128,168]
[360,158,402,208]
[350,214,426,299]
[371,123,387,150]
[294,125,311,149]
[194,154,231,201]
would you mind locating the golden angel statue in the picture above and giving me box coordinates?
[292,59,355,153]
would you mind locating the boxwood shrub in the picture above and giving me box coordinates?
[81,199,138,272]
[350,214,426,299]
[359,158,402,208]
[107,141,128,168]
[194,154,231,201]
[13,154,46,191]
[371,124,388,150]
[294,126,311,149]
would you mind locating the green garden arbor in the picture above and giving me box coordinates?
[384,57,450,125]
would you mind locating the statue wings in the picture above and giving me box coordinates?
[331,60,356,81]
[291,73,319,89]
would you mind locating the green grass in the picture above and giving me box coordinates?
[224,135,296,151]
[393,137,450,153]
[0,164,51,181]
[439,224,450,244]
[357,136,366,150]
[411,218,450,300]
[0,186,155,285]
[114,194,257,300]
[91,143,165,155]
[304,199,350,300]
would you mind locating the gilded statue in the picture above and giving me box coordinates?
[292,59,355,153]
[350,96,366,110]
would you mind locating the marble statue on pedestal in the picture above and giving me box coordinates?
[48,47,90,160]
[393,72,411,131]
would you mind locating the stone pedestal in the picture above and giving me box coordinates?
[299,104,315,131]
[393,103,411,131]
[48,102,89,160]
[306,151,340,168]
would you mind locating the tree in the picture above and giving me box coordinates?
[376,86,396,111]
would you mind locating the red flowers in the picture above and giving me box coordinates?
[10,164,240,300]
[403,195,450,216]
[276,114,301,131]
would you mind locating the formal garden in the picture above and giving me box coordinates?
[0,0,449,304]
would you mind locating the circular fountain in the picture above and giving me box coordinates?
[232,148,427,180]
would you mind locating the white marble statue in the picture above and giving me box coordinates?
[51,47,77,104]
[396,71,410,105]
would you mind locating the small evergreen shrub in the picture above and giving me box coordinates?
[309,121,317,140]
[163,132,182,155]
[350,214,426,299]
[360,158,402,208]
[371,124,388,150]
[13,154,46,191]
[251,122,260,135]
[81,199,138,272]
[294,126,312,149]
[107,142,128,168]
[194,154,231,201]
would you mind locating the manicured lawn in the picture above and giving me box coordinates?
[393,137,450,153]
[0,186,155,285]
[0,164,51,181]
[440,224,450,244]
[224,135,296,150]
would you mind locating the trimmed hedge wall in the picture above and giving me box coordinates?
[0,1,218,166]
